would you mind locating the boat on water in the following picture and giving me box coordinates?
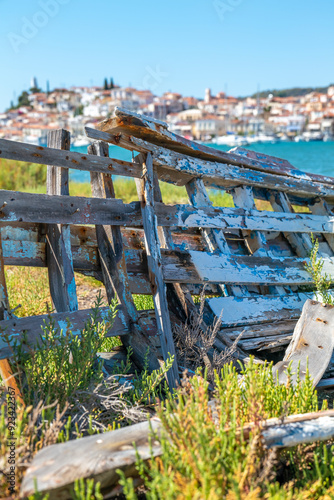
[213,134,249,147]
[72,136,91,147]
[295,131,324,142]
[23,135,46,146]
[247,134,278,144]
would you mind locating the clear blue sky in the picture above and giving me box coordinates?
[1,0,333,112]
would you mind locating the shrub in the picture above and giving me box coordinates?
[305,235,334,305]
[0,159,46,192]
[1,293,118,407]
[118,360,332,499]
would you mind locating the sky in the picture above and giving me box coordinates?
[1,0,334,112]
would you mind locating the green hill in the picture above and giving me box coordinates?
[248,84,334,99]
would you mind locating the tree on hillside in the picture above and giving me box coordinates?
[74,105,84,116]
[17,91,31,107]
[110,78,114,89]
[104,78,109,90]
[30,85,42,94]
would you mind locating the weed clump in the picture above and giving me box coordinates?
[119,360,330,500]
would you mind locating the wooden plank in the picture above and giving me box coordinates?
[0,235,331,288]
[220,319,297,340]
[85,127,334,200]
[135,153,180,388]
[316,378,334,389]
[208,292,328,326]
[0,137,139,179]
[88,141,162,373]
[185,250,333,286]
[0,307,131,361]
[230,146,334,187]
[97,108,334,187]
[273,299,334,386]
[0,189,142,225]
[21,406,334,499]
[4,189,334,232]
[239,333,292,351]
[46,130,78,313]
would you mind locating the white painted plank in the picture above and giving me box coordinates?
[188,250,334,286]
[208,293,316,327]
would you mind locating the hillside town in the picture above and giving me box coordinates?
[1,77,334,146]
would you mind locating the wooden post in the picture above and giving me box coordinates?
[0,231,24,404]
[273,299,334,386]
[46,130,78,312]
[88,142,163,374]
[135,153,180,388]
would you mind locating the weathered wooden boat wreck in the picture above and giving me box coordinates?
[2,108,334,498]
[2,107,334,393]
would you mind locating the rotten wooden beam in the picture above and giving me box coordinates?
[46,130,78,313]
[97,108,334,187]
[85,127,334,200]
[3,189,334,233]
[135,153,180,388]
[0,137,138,179]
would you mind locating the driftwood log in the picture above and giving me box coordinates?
[21,408,334,499]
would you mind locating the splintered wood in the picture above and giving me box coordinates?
[1,108,334,392]
[273,299,334,386]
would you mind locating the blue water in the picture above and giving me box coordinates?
[212,141,334,178]
[70,144,133,183]
[70,141,334,183]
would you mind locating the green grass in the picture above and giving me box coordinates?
[0,157,249,207]
[4,266,154,318]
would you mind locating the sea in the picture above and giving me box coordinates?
[70,141,334,183]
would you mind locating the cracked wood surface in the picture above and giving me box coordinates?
[135,152,179,387]
[46,130,78,313]
[85,127,334,200]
